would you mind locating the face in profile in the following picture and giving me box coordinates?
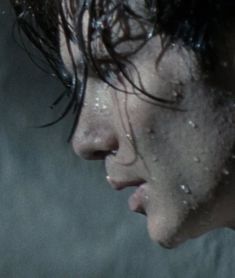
[13,0,235,248]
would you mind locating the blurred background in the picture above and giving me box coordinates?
[1,1,235,277]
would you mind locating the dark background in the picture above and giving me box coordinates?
[1,1,235,277]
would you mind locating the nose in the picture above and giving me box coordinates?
[72,117,119,160]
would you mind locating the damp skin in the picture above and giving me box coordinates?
[60,14,235,247]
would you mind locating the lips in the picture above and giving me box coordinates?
[106,176,147,214]
[106,176,145,190]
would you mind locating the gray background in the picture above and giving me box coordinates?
[1,1,235,277]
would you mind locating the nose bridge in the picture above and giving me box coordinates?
[71,81,118,160]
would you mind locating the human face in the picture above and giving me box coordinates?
[60,17,235,248]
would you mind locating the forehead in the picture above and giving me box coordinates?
[59,0,151,73]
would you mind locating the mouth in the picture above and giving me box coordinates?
[106,177,147,215]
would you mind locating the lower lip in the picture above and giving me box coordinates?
[128,184,148,214]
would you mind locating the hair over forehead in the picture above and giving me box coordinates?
[10,0,235,133]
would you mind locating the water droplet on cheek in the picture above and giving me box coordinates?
[144,194,150,201]
[193,157,201,163]
[152,156,158,162]
[188,120,197,129]
[180,184,192,195]
[222,168,230,176]
[111,150,118,156]
[182,200,189,206]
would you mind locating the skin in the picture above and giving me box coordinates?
[60,13,235,248]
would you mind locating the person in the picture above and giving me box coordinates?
[10,0,235,248]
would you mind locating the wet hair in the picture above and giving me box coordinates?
[10,0,235,137]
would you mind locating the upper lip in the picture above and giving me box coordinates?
[107,177,145,190]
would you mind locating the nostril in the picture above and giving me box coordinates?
[72,129,119,160]
[92,150,110,160]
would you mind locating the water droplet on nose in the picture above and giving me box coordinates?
[222,168,230,176]
[180,184,192,195]
[188,120,197,129]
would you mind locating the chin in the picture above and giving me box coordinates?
[145,210,215,249]
[146,215,188,248]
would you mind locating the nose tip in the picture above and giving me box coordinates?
[72,132,119,160]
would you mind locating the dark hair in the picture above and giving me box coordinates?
[10,0,235,137]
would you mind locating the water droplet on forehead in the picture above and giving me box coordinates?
[147,29,155,39]
[180,184,192,195]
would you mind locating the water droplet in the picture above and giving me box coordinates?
[1,10,6,15]
[151,177,157,182]
[180,184,191,195]
[144,194,150,201]
[102,105,107,110]
[146,128,155,134]
[231,154,235,160]
[152,156,158,162]
[193,157,200,163]
[111,150,117,156]
[188,120,197,128]
[182,200,189,206]
[126,134,133,141]
[222,168,230,176]
[147,29,155,39]
[221,61,228,68]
